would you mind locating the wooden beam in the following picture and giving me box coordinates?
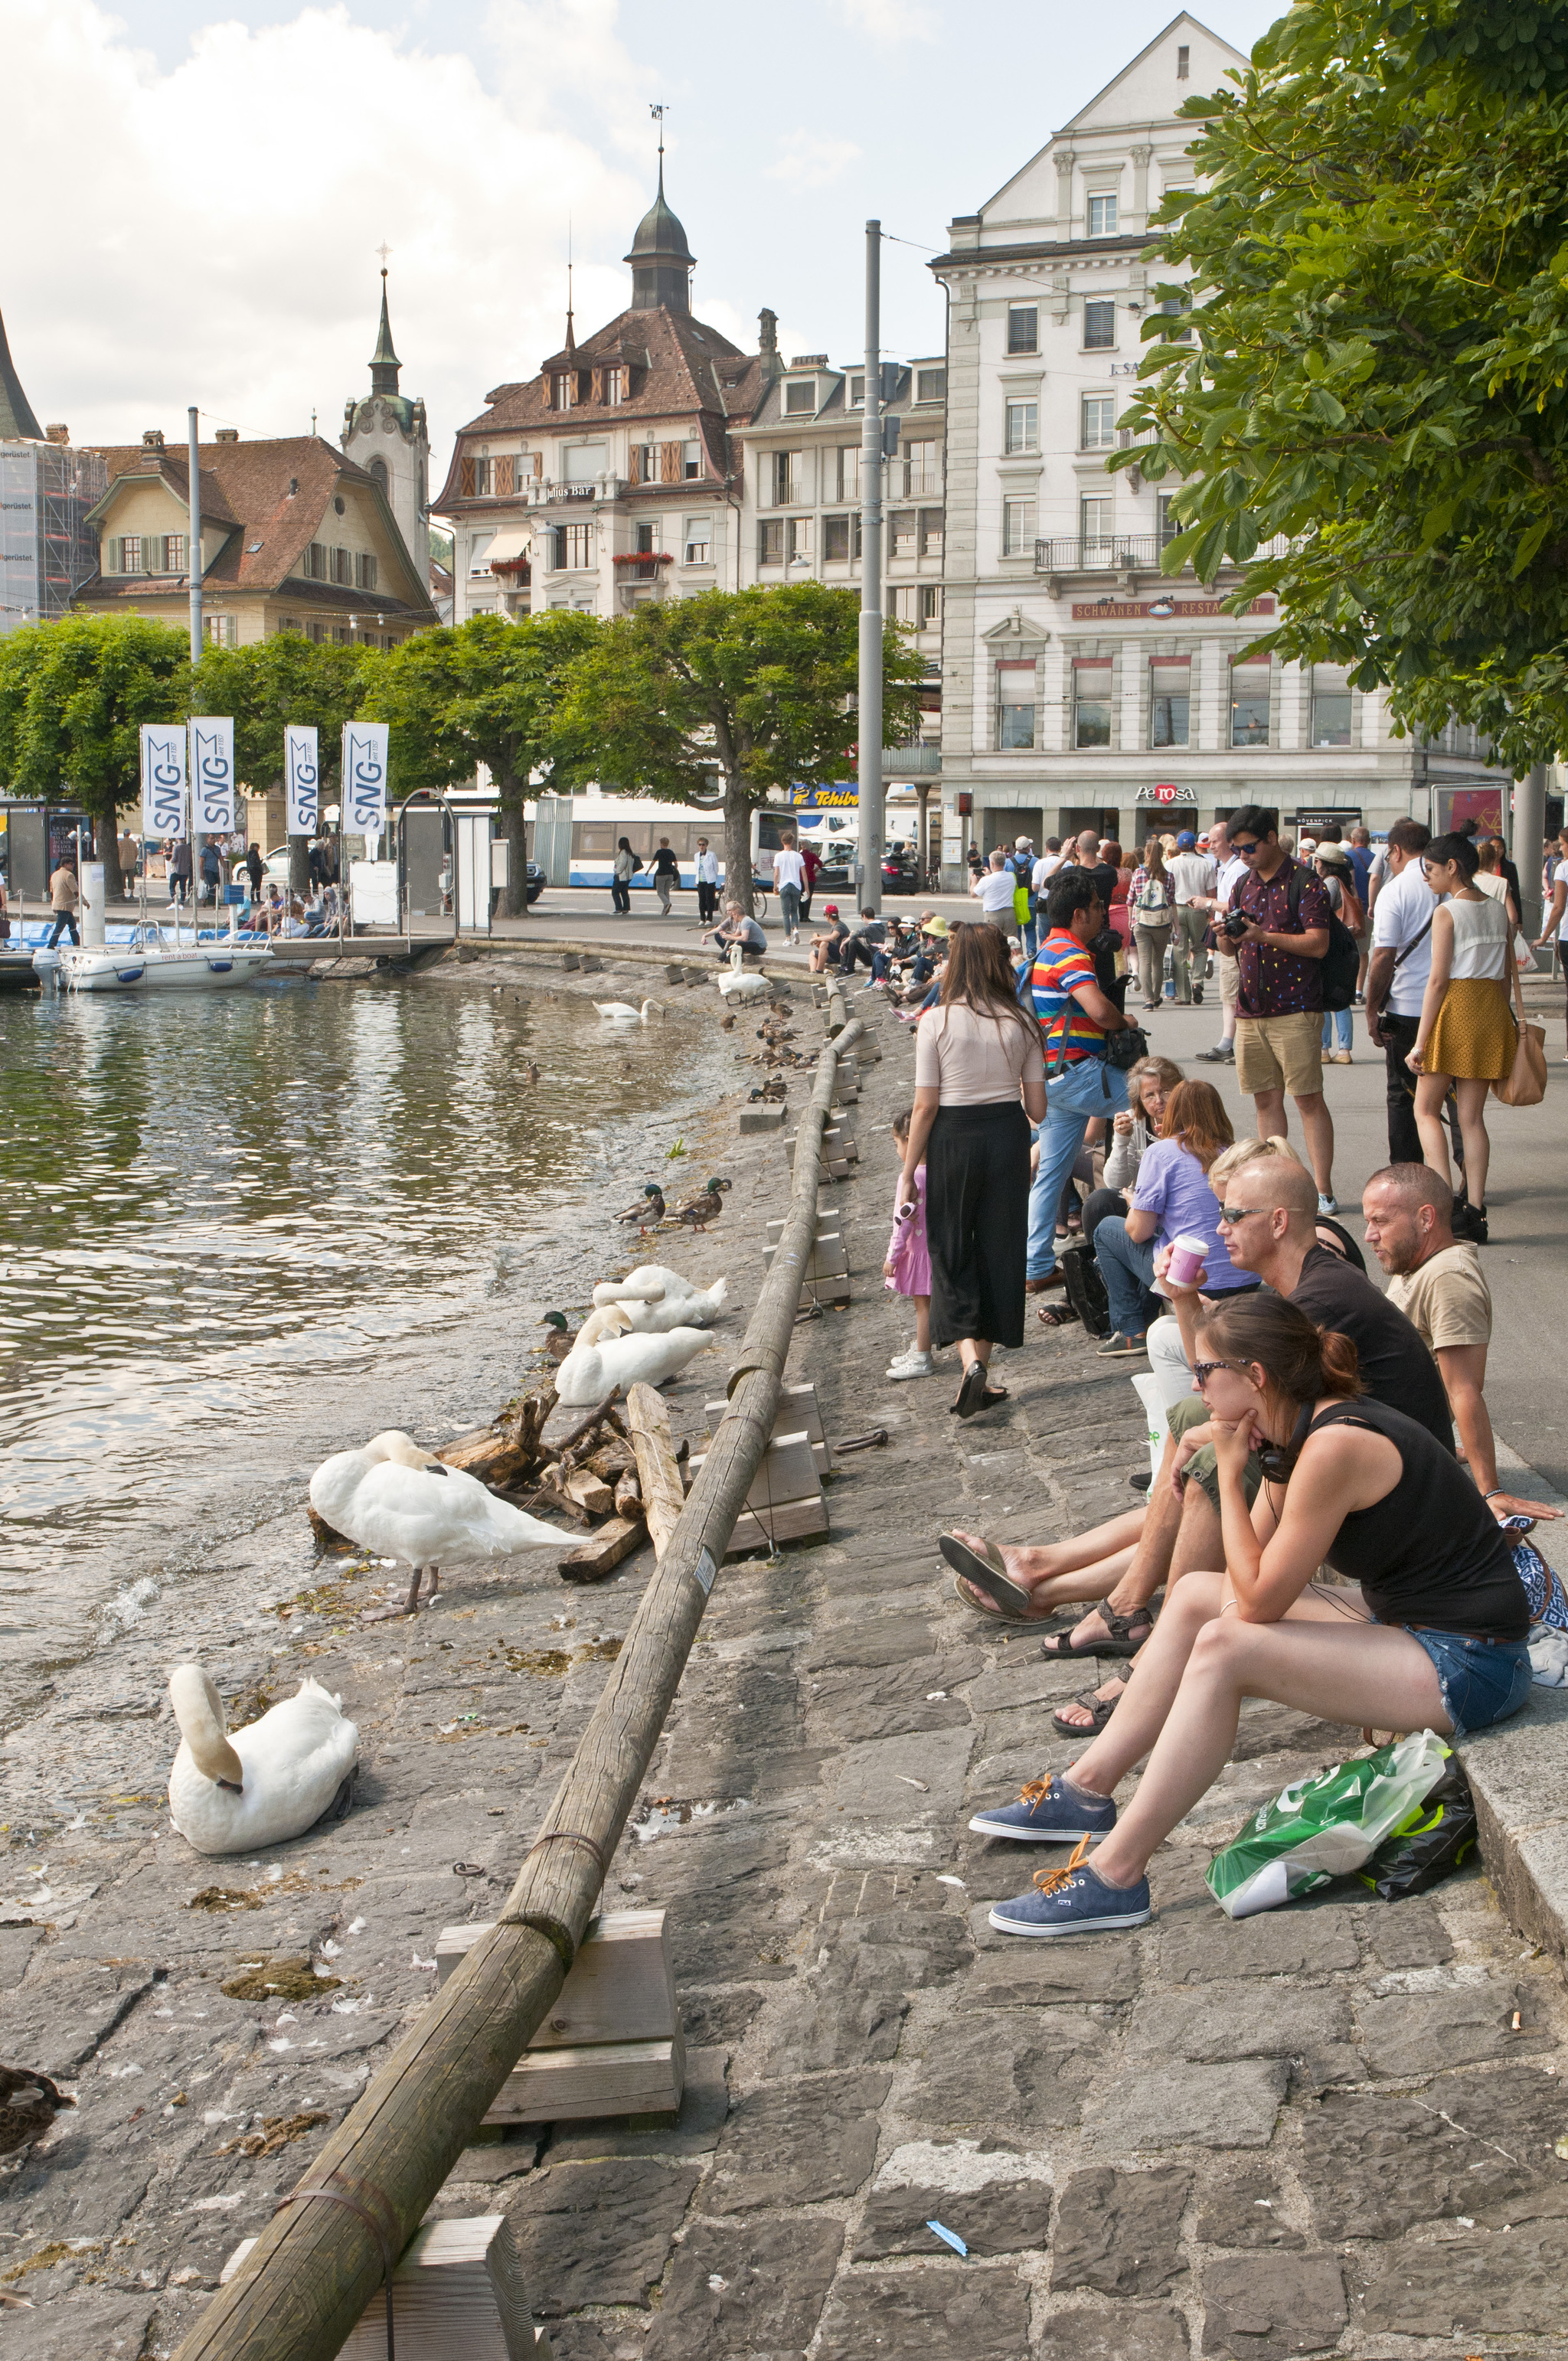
[624,1382,687,1562]
[557,1515,646,1584]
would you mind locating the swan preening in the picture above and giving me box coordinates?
[584,1270,729,1334]
[715,950,769,1004]
[309,1430,564,1615]
[595,998,665,1024]
[167,1666,360,1856]
[593,1262,714,1306]
[553,1324,715,1408]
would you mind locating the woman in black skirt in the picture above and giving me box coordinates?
[899,924,1047,1418]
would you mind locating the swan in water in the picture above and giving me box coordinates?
[167,1666,360,1856]
[309,1430,564,1615]
[553,1324,715,1408]
[594,998,665,1024]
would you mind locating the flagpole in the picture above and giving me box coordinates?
[188,407,202,945]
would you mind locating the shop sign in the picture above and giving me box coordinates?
[1069,596,1276,622]
[1136,781,1197,805]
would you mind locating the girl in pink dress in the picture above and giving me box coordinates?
[884,1106,936,1379]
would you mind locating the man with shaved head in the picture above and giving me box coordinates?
[1363,1164,1559,1525]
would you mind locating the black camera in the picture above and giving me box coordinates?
[1222,908,1251,940]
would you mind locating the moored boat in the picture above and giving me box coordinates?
[57,923,273,994]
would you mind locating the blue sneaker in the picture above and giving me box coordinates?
[967,1772,1116,1844]
[988,1840,1151,1938]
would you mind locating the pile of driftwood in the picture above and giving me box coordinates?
[437,1380,688,1585]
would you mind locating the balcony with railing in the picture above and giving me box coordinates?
[1035,533,1295,577]
[884,743,942,774]
[903,469,942,497]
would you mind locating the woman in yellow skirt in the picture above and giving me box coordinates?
[1407,833,1516,1233]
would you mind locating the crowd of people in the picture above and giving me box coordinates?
[869,807,1563,1938]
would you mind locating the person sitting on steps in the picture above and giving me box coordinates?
[939,1139,1455,1737]
[967,1292,1532,1938]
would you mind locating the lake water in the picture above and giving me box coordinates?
[0,972,725,1681]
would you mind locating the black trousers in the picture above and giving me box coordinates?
[610,879,631,913]
[697,882,719,921]
[926,1101,1031,1350]
[1081,1185,1128,1246]
[1377,1009,1466,1182]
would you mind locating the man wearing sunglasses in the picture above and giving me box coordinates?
[1215,804,1339,1214]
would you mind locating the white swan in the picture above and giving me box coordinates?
[594,998,665,1024]
[593,1262,710,1306]
[167,1667,360,1857]
[553,1324,715,1408]
[309,1430,564,1614]
[598,1275,729,1332]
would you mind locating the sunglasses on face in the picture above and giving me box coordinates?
[1217,1203,1267,1224]
[1191,1358,1240,1387]
[1230,840,1262,857]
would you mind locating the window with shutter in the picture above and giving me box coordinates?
[459,456,475,497]
[495,456,515,498]
[660,441,682,484]
[590,368,604,405]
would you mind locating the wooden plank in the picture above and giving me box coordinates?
[722,1496,831,1554]
[557,1516,646,1584]
[435,1911,677,2046]
[228,2219,550,2361]
[689,1431,822,1515]
[484,2035,686,2126]
[706,1382,829,1469]
[625,1383,686,1561]
[763,1233,848,1281]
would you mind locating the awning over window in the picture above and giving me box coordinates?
[482,526,531,569]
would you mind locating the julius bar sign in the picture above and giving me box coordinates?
[1068,596,1276,622]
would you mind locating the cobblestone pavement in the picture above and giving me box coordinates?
[2,991,1565,2359]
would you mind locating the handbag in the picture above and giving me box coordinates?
[1492,950,1547,1108]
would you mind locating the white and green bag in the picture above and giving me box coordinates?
[1205,1729,1451,1919]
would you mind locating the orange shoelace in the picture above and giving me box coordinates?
[1032,1835,1091,1896]
[1019,1775,1055,1809]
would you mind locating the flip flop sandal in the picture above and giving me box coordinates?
[1038,1606,1155,1661]
[951,1362,990,1420]
[1037,1305,1078,1328]
[1053,1687,1123,1737]
[940,1531,1033,1616]
[951,1572,1061,1625]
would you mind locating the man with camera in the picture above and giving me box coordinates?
[1215,804,1339,1213]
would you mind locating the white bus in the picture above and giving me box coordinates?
[541,792,857,904]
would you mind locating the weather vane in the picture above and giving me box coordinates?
[377,241,392,276]
[650,101,668,166]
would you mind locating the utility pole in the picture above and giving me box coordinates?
[857,220,884,917]
[188,406,204,919]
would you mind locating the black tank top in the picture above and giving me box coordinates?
[1306,1399,1527,1641]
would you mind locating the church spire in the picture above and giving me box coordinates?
[369,248,400,397]
[0,298,44,442]
[625,105,695,314]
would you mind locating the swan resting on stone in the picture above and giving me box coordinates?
[553,1324,716,1408]
[309,1430,565,1615]
[585,1272,729,1332]
[167,1665,360,1856]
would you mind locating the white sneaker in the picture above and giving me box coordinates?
[1318,1192,1339,1215]
[887,1349,935,1380]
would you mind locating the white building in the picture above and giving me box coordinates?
[930,11,1514,879]
[341,269,431,591]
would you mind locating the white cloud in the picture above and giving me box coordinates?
[765,132,863,191]
[0,0,649,467]
[837,0,939,42]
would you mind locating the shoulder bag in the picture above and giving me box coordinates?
[1492,945,1547,1108]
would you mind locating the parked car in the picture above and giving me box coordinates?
[524,861,546,906]
[881,847,920,893]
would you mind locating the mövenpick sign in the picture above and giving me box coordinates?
[140,723,186,840]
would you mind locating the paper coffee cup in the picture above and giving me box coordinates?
[1165,1233,1211,1288]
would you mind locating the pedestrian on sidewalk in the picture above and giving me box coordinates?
[651,837,681,917]
[799,839,821,920]
[1008,836,1039,959]
[972,848,1018,937]
[1534,824,1568,1060]
[1214,804,1339,1212]
[167,837,192,909]
[1166,830,1214,1006]
[1129,837,1174,1012]
[610,837,638,915]
[884,1105,936,1380]
[244,841,264,900]
[1314,844,1364,1063]
[1407,832,1514,1240]
[1026,867,1137,1298]
[900,923,1047,1419]
[694,835,720,924]
[773,833,807,943]
[47,857,80,947]
[1196,819,1244,1063]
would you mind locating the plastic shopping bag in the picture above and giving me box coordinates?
[1205,1729,1450,1919]
[1355,1762,1477,1901]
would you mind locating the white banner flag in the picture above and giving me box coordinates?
[342,722,389,838]
[140,723,186,840]
[285,725,319,838]
[188,716,236,834]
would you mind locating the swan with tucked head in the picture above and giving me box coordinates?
[309,1430,565,1615]
[167,1666,360,1856]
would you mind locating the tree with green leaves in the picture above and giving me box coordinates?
[0,616,190,894]
[361,609,602,916]
[1116,0,1568,772]
[189,635,370,889]
[554,583,923,913]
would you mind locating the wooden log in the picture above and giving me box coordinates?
[172,1020,867,2361]
[612,1468,642,1520]
[557,1515,646,1583]
[436,1425,537,1490]
[625,1382,687,1562]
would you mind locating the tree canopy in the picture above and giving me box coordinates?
[1116,0,1568,770]
[0,615,190,865]
[555,583,923,907]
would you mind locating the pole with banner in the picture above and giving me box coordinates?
[342,723,389,939]
[189,717,235,927]
[285,726,319,872]
[141,723,186,933]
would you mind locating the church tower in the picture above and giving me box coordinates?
[341,263,430,586]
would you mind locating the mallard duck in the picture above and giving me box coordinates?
[0,2065,74,2158]
[539,1311,575,1361]
[673,1177,731,1233]
[167,1667,360,1857]
[594,998,665,1024]
[615,1184,665,1232]
[719,1013,737,1031]
[308,1431,565,1615]
[553,1324,716,1408]
[522,1060,541,1083]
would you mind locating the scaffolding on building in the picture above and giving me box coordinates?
[0,439,107,634]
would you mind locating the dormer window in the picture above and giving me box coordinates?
[849,375,865,408]
[551,371,574,410]
[605,367,626,405]
[784,380,815,415]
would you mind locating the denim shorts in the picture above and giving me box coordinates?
[1402,1626,1533,1740]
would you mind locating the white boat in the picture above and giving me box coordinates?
[58,923,273,994]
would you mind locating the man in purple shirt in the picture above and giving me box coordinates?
[1216,803,1339,1213]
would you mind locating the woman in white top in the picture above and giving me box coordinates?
[1473,835,1520,928]
[900,923,1047,1418]
[1409,832,1515,1221]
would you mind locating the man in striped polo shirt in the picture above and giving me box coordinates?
[1027,870,1137,1295]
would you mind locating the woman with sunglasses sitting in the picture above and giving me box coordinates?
[970,1291,1531,1937]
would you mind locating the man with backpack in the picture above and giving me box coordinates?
[1006,835,1039,959]
[1166,828,1216,1005]
[1215,803,1351,1214]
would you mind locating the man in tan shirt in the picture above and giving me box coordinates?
[1362,1162,1559,1523]
[47,859,80,948]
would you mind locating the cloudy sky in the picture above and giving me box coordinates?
[3,0,1279,478]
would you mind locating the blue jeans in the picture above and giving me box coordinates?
[1094,1215,1161,1337]
[1322,1006,1352,1053]
[1395,1625,1533,1739]
[1020,915,1039,962]
[779,883,802,936]
[1028,1057,1131,1278]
